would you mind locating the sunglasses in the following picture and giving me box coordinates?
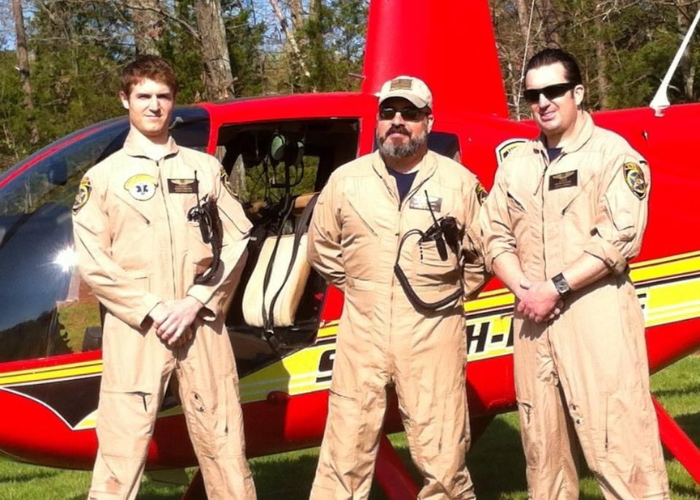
[379,106,425,121]
[523,82,578,104]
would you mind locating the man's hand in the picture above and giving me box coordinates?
[517,279,563,323]
[149,296,204,347]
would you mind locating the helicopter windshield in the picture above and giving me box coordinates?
[0,107,210,363]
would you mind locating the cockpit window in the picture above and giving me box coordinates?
[0,107,210,363]
[0,118,129,219]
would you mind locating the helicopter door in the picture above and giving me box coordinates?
[218,119,359,372]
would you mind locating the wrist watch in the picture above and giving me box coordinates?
[552,273,572,298]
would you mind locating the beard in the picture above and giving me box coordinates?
[376,126,428,159]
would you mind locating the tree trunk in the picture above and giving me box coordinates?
[678,7,696,101]
[516,0,531,61]
[289,0,304,33]
[131,0,163,56]
[541,0,560,46]
[11,0,39,144]
[595,15,609,109]
[193,0,235,100]
[269,0,312,83]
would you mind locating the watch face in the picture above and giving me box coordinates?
[553,274,570,296]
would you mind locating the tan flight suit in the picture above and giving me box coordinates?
[308,150,487,500]
[480,112,669,500]
[72,133,257,500]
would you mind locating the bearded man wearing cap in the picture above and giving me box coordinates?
[307,76,488,500]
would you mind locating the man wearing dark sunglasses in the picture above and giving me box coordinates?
[481,49,669,500]
[308,76,488,500]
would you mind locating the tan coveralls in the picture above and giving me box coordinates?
[480,112,669,500]
[72,134,257,500]
[308,150,487,500]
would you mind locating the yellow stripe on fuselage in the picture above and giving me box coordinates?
[2,251,700,402]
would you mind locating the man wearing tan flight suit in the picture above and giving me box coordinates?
[480,48,669,500]
[72,56,257,500]
[308,76,488,500]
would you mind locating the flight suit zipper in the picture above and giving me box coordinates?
[156,159,178,300]
[538,151,566,282]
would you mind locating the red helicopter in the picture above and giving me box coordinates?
[0,0,698,498]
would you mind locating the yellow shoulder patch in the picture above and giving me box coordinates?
[623,162,648,200]
[475,182,488,205]
[72,177,92,215]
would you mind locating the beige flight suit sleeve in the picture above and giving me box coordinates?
[187,159,252,320]
[582,153,650,274]
[72,172,163,329]
[462,179,489,298]
[307,174,346,290]
[479,164,517,273]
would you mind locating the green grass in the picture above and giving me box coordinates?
[2,356,699,499]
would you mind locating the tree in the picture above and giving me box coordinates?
[194,0,236,99]
[130,0,164,56]
[10,0,38,143]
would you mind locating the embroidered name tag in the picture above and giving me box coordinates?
[549,170,578,190]
[168,179,198,194]
[409,195,442,212]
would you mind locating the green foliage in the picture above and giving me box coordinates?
[0,51,31,165]
[299,0,367,92]
[493,0,700,116]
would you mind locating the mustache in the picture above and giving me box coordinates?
[384,125,410,139]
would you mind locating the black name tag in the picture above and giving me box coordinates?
[168,179,198,194]
[549,170,578,190]
[409,195,442,212]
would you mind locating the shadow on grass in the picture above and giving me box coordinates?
[249,452,319,500]
[66,481,187,500]
[654,384,700,399]
[675,412,700,443]
[2,467,61,483]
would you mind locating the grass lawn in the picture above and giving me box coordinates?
[1,355,698,500]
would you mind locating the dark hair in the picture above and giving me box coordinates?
[120,55,179,97]
[524,48,582,88]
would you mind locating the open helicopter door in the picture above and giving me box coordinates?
[216,118,359,371]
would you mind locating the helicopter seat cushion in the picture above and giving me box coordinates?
[242,233,311,328]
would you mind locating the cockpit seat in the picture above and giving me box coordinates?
[242,233,311,327]
[241,193,319,330]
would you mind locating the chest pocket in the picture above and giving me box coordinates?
[340,190,383,281]
[409,205,461,285]
[343,196,379,238]
[411,238,460,284]
[506,189,528,229]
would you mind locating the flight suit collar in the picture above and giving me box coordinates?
[123,130,180,161]
[533,111,595,159]
[371,150,438,203]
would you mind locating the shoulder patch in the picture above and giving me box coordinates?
[496,138,527,166]
[220,167,238,199]
[475,182,488,205]
[623,162,647,200]
[72,177,92,215]
[124,174,158,201]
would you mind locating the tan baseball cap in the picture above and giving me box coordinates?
[378,76,433,110]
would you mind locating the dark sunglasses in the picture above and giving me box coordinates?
[523,82,577,104]
[379,106,425,121]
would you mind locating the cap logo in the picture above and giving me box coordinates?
[390,78,413,91]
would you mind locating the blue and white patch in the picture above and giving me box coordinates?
[124,174,158,201]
